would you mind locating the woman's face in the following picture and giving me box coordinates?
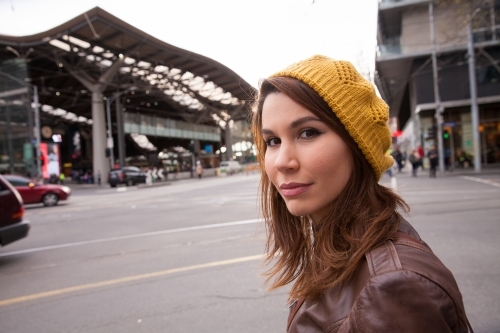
[261,92,353,223]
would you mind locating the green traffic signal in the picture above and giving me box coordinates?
[443,131,449,139]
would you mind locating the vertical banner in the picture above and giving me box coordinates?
[47,143,60,177]
[40,142,48,178]
[40,142,60,178]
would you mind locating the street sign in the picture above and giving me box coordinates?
[443,122,457,127]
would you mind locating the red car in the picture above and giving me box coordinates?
[0,174,30,246]
[4,174,71,206]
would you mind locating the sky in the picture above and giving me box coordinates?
[0,0,380,88]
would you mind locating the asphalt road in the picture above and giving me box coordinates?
[0,168,499,332]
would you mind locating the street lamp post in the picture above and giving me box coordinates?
[105,98,115,170]
[105,86,136,169]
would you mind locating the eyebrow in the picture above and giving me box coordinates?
[261,116,323,135]
[290,116,323,129]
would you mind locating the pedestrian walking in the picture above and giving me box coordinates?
[251,55,472,332]
[409,149,421,177]
[428,145,439,178]
[417,145,425,170]
[392,145,403,172]
[97,169,101,186]
[195,162,203,179]
[58,172,65,184]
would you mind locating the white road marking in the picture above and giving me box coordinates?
[0,219,261,257]
[460,176,500,188]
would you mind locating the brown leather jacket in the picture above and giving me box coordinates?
[287,218,473,333]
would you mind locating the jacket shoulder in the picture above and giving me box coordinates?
[351,230,470,333]
[347,269,466,332]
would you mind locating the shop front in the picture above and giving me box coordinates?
[414,102,500,168]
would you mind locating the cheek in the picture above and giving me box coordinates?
[264,151,276,181]
[310,140,352,178]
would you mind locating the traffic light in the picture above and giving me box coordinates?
[443,126,451,140]
[105,148,111,158]
[443,130,450,139]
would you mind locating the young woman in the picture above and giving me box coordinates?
[251,55,472,332]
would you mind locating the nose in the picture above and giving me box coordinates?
[273,141,299,173]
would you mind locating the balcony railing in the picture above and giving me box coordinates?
[378,44,402,56]
[473,25,500,43]
[378,36,402,57]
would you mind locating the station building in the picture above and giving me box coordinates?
[0,7,255,180]
[376,0,500,167]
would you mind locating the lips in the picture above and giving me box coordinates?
[279,183,311,197]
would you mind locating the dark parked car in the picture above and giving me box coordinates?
[0,174,30,246]
[4,174,71,206]
[108,166,146,187]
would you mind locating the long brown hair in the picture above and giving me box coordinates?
[251,77,409,301]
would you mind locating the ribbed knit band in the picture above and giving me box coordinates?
[269,55,394,180]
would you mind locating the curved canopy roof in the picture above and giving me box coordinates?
[0,7,255,127]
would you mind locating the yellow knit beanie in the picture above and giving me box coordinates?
[269,55,394,180]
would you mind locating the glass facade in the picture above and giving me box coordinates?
[124,112,220,142]
[0,58,33,175]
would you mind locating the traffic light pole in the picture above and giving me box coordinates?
[467,18,481,172]
[429,2,445,173]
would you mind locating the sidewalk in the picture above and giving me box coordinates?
[383,164,500,181]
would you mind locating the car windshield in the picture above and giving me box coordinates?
[6,176,32,187]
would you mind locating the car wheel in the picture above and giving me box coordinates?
[127,179,134,186]
[110,184,116,188]
[42,193,59,206]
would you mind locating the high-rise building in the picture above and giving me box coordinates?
[376,0,500,167]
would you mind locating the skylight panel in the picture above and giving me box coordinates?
[137,61,151,68]
[124,57,136,65]
[62,35,90,49]
[52,108,67,116]
[100,59,112,67]
[181,72,194,80]
[62,112,78,121]
[49,40,70,52]
[154,65,169,72]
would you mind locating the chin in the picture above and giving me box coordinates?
[284,201,314,217]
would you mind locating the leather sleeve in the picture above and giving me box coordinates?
[348,270,464,333]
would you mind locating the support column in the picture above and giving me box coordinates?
[116,98,126,168]
[92,91,109,181]
[225,125,233,160]
[194,139,201,157]
[56,56,124,183]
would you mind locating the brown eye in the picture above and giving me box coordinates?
[299,129,320,139]
[265,137,280,147]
